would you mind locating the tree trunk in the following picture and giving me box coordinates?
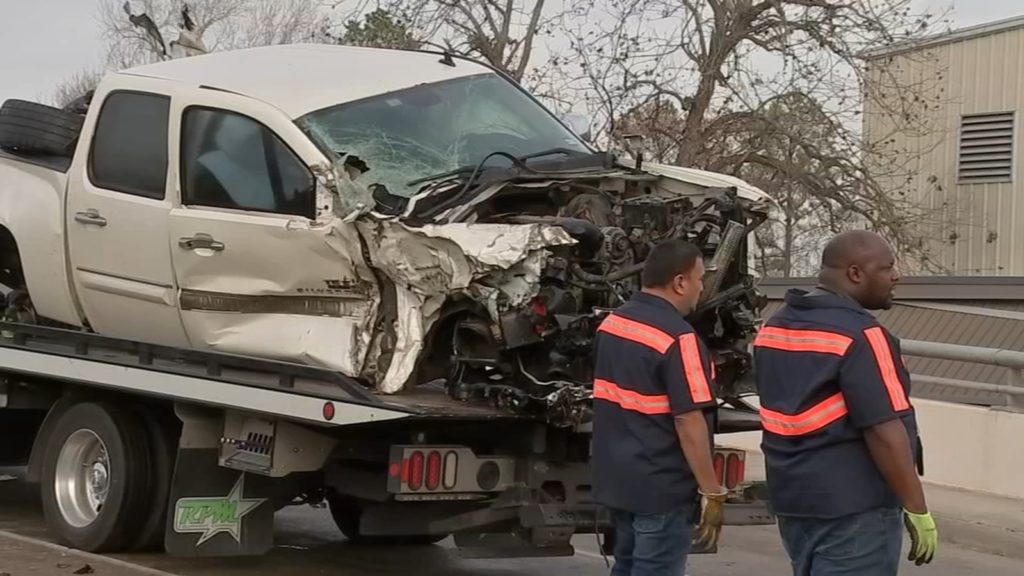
[782,209,795,278]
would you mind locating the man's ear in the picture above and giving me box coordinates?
[673,273,688,295]
[847,264,863,284]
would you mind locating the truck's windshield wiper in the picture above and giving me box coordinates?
[517,147,584,162]
[406,147,584,187]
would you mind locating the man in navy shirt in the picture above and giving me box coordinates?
[592,238,728,576]
[754,230,938,575]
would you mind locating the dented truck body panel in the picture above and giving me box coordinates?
[0,44,773,426]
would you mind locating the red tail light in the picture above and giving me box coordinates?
[725,453,745,489]
[713,452,725,485]
[408,451,425,491]
[425,451,442,490]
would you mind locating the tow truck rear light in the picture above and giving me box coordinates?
[713,452,725,485]
[387,445,515,500]
[408,450,425,491]
[425,451,442,490]
[726,453,745,489]
[713,448,747,490]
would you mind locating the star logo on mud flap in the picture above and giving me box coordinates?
[173,474,266,545]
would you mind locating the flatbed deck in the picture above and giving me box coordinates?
[0,322,517,425]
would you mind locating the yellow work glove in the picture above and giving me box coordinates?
[693,487,728,549]
[903,509,938,565]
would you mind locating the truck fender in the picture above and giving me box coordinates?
[0,157,85,326]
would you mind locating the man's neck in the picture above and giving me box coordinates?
[813,281,858,304]
[640,288,683,313]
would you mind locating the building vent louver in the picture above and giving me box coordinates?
[958,112,1014,183]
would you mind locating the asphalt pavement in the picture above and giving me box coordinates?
[1,470,1021,576]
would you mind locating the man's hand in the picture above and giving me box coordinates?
[674,410,726,548]
[693,487,728,548]
[904,510,938,565]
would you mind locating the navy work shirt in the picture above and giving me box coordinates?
[591,291,718,514]
[753,288,921,518]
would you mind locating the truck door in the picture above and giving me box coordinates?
[167,90,379,376]
[66,87,189,347]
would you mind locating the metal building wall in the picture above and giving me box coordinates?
[864,20,1024,275]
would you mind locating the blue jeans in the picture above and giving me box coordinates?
[609,506,693,576]
[777,506,903,576]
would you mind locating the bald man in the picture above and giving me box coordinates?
[752,231,937,575]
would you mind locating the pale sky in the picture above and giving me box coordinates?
[0,0,1022,106]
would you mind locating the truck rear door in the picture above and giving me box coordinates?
[65,84,189,347]
[166,89,380,376]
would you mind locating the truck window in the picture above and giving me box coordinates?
[180,107,315,219]
[88,91,170,199]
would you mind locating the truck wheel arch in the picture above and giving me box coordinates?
[0,225,25,291]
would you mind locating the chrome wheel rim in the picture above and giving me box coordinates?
[54,429,110,528]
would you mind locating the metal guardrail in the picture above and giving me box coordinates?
[901,339,1024,411]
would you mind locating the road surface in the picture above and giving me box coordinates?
[0,472,1020,575]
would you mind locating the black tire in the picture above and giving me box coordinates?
[129,410,179,551]
[39,402,153,552]
[326,492,447,546]
[0,99,84,157]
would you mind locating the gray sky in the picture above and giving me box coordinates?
[0,0,1022,106]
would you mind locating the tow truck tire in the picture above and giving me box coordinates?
[129,411,178,551]
[326,492,447,546]
[39,402,153,553]
[0,99,84,157]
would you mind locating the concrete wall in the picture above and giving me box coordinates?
[719,398,1024,500]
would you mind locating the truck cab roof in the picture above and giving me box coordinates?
[119,44,492,119]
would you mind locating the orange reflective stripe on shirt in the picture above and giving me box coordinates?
[863,326,911,412]
[678,333,713,403]
[597,314,674,354]
[760,392,848,436]
[593,378,672,415]
[753,326,853,356]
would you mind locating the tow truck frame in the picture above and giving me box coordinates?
[0,321,773,558]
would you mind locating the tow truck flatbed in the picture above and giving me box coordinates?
[0,321,772,559]
[0,321,514,425]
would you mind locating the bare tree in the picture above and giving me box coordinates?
[51,69,104,109]
[348,1,556,82]
[542,0,953,274]
[99,0,321,68]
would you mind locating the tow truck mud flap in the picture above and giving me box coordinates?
[164,448,274,557]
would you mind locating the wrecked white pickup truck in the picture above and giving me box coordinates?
[0,44,775,558]
[0,44,770,426]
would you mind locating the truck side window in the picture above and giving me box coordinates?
[88,91,170,199]
[180,107,315,219]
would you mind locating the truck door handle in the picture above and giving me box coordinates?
[178,233,225,252]
[74,209,107,227]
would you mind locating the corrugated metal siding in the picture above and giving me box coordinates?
[865,26,1024,275]
[925,299,1024,312]
[761,300,1024,385]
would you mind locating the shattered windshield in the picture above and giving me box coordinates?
[298,73,590,198]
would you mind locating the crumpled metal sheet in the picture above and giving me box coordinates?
[181,311,365,373]
[177,151,575,394]
[176,215,381,379]
[411,223,575,270]
[356,219,575,393]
